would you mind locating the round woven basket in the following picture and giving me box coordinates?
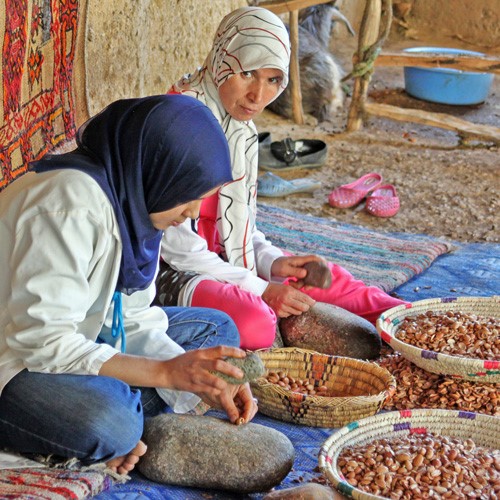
[250,347,396,428]
[318,409,500,499]
[376,296,499,383]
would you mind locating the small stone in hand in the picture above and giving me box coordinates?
[303,261,332,289]
[213,352,266,384]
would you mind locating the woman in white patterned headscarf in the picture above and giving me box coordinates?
[170,7,289,271]
[158,7,407,350]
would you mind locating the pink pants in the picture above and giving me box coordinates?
[191,262,407,350]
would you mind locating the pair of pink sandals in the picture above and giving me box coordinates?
[328,172,400,218]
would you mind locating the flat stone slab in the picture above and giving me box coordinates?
[138,413,295,493]
[263,483,344,499]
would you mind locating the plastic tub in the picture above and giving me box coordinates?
[403,47,494,105]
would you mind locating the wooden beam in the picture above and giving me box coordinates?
[257,0,332,15]
[288,10,304,124]
[376,52,500,74]
[365,102,500,144]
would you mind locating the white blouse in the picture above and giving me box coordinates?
[0,170,197,412]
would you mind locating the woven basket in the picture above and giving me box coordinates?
[250,347,396,428]
[376,296,500,383]
[319,409,500,499]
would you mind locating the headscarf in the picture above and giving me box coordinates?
[172,7,290,272]
[32,95,232,294]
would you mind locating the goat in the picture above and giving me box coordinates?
[267,2,355,122]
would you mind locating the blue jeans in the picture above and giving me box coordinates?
[0,307,239,464]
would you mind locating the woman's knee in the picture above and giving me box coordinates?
[192,280,277,350]
[237,301,277,350]
[0,372,143,463]
[214,311,241,347]
[164,305,240,350]
[77,379,144,463]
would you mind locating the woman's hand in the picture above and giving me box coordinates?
[261,282,315,318]
[201,381,258,425]
[101,346,258,424]
[162,346,258,424]
[271,255,327,289]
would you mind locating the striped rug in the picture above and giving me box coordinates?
[257,203,453,292]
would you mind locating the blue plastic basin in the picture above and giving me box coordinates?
[403,47,494,105]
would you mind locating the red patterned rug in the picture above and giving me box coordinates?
[0,467,114,498]
[0,0,86,191]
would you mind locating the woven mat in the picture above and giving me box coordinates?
[0,467,114,499]
[0,0,87,191]
[394,241,500,300]
[257,203,453,292]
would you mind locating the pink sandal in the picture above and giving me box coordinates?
[328,172,383,208]
[365,184,400,217]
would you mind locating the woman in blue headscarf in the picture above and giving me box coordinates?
[0,94,257,474]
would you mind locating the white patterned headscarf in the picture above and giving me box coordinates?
[172,7,290,272]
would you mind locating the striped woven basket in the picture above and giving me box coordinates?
[318,409,500,499]
[376,296,500,383]
[250,347,396,428]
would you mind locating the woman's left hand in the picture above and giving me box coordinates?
[271,255,327,288]
[201,382,258,424]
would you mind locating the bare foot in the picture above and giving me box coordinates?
[106,440,147,475]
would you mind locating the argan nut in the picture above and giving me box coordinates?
[213,351,266,384]
[303,261,332,289]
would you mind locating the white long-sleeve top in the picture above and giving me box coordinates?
[160,217,284,304]
[0,170,197,411]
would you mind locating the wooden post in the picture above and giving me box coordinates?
[346,0,382,132]
[289,9,304,124]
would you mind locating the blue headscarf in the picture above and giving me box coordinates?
[32,94,232,294]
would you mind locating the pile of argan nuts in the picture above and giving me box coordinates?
[395,310,499,359]
[378,352,499,416]
[265,371,332,396]
[338,433,500,499]
[378,309,499,416]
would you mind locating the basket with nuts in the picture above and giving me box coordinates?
[319,409,500,500]
[377,296,500,383]
[264,370,355,398]
[250,347,396,427]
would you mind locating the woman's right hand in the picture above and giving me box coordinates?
[261,282,315,318]
[164,345,244,394]
[100,346,258,424]
[163,346,258,423]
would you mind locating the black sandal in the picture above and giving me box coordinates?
[259,137,327,171]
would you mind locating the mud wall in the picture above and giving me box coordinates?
[84,0,246,117]
[403,0,499,48]
[83,0,498,119]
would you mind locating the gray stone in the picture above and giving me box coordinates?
[138,414,295,493]
[279,302,381,359]
[214,351,266,384]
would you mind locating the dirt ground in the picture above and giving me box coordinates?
[254,36,499,244]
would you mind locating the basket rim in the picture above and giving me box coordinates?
[252,347,397,403]
[318,408,500,499]
[376,296,500,373]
